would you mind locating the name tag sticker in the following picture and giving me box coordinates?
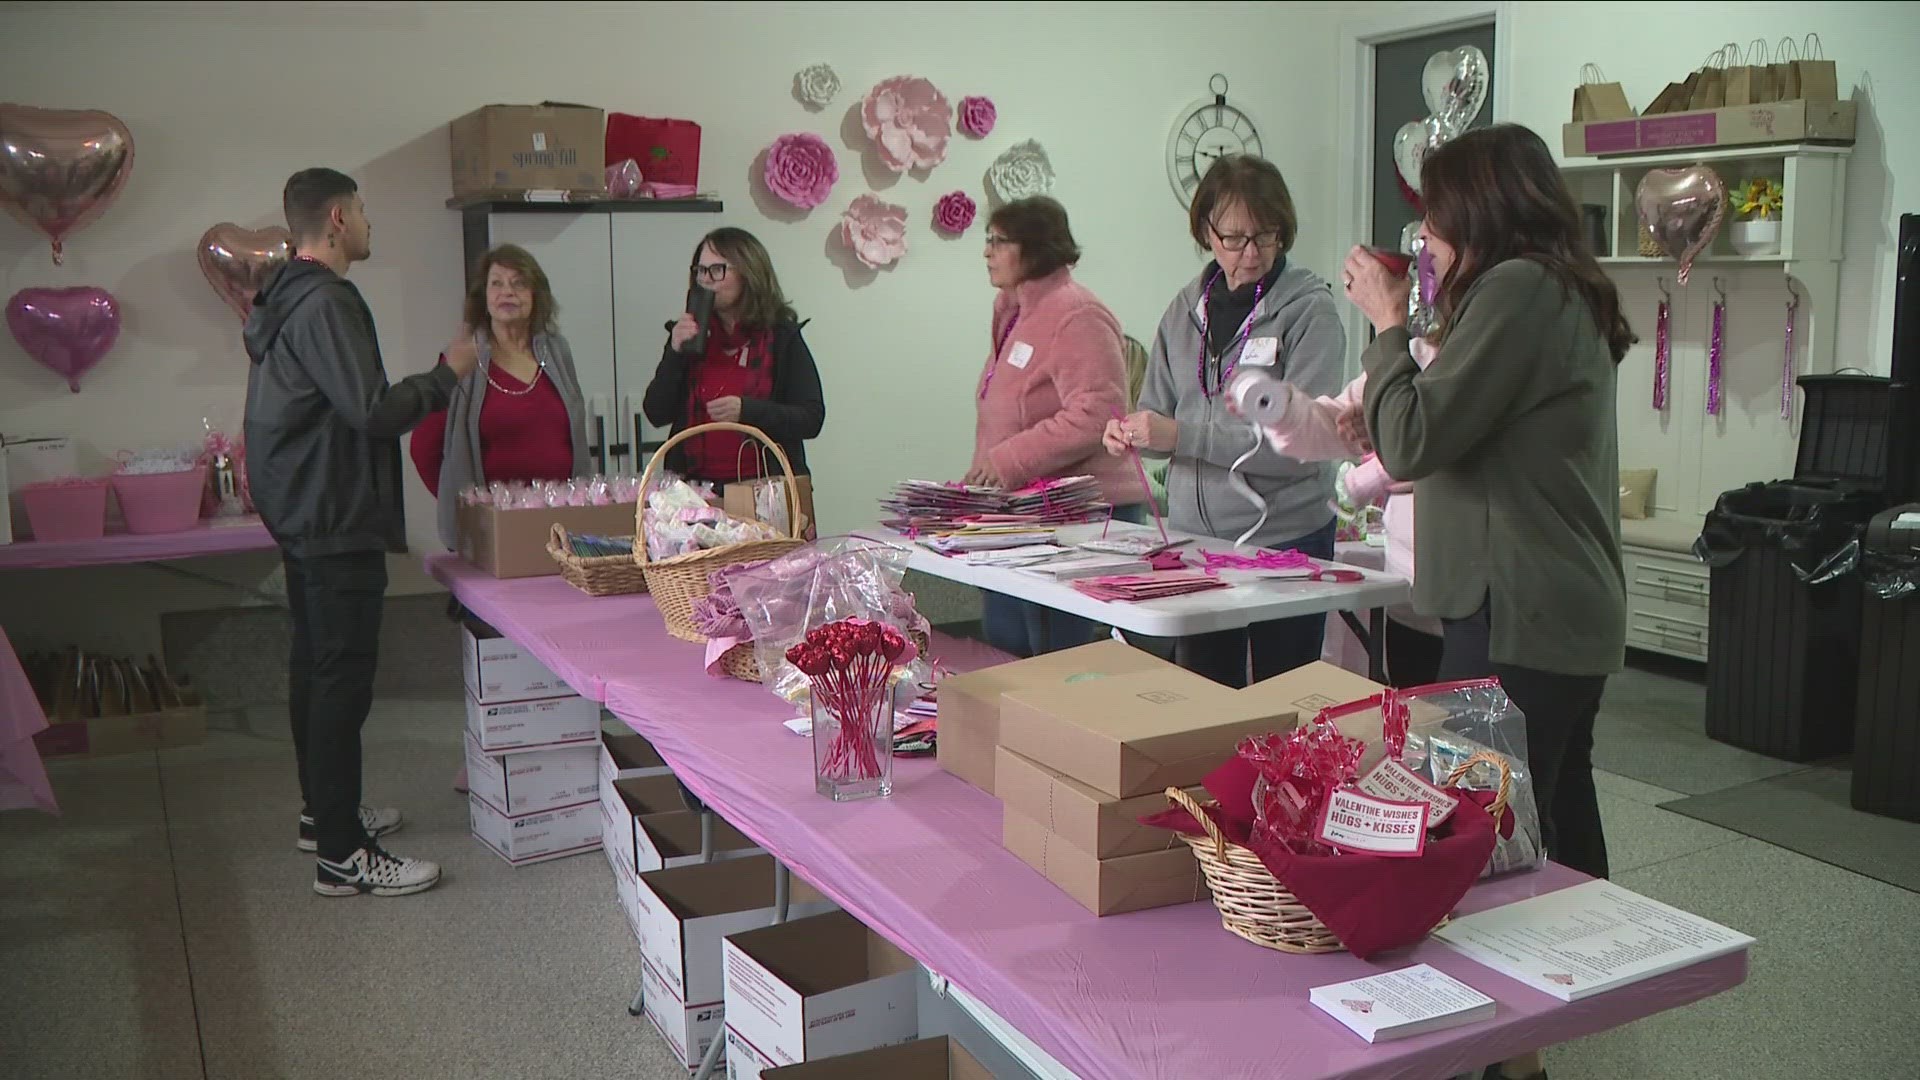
[1240,337,1279,367]
[1007,342,1035,369]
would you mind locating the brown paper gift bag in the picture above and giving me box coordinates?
[1571,63,1635,121]
[721,444,815,540]
[1770,36,1802,102]
[1726,39,1777,106]
[1686,45,1733,111]
[1794,33,1838,102]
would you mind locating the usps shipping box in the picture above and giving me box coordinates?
[461,619,570,703]
[721,911,919,1079]
[465,690,599,752]
[634,810,763,874]
[600,728,672,789]
[468,794,600,866]
[600,773,692,877]
[465,733,598,816]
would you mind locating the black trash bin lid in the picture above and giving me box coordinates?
[1796,373,1891,488]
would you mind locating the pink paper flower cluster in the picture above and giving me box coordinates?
[841,194,908,269]
[861,76,952,173]
[958,96,996,138]
[932,191,976,235]
[763,132,839,209]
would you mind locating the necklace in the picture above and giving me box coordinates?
[1196,269,1264,398]
[485,353,543,396]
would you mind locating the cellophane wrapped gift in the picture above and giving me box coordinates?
[1388,679,1544,877]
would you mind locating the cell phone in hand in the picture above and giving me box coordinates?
[679,285,714,355]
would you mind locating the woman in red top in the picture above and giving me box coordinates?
[643,228,825,488]
[411,244,590,549]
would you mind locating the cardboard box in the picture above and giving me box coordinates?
[1562,97,1856,157]
[614,852,646,944]
[937,641,1172,795]
[632,857,837,1071]
[721,910,919,1079]
[601,773,692,876]
[461,619,569,702]
[456,500,638,578]
[449,103,605,198]
[999,667,1293,799]
[761,1036,991,1080]
[32,701,207,759]
[1003,808,1207,916]
[468,794,601,866]
[635,810,763,874]
[464,733,599,816]
[465,689,599,752]
[1245,661,1386,726]
[994,746,1197,859]
[600,727,672,789]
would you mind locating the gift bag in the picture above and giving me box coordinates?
[1769,36,1802,103]
[1571,63,1635,121]
[1725,39,1776,106]
[722,445,816,541]
[605,113,701,189]
[1686,44,1734,111]
[1793,33,1838,102]
[1388,679,1545,878]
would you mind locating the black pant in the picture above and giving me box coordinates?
[284,550,388,861]
[1439,602,1610,880]
[1174,518,1337,688]
[1384,619,1444,688]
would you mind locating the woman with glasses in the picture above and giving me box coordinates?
[970,196,1147,658]
[1104,154,1345,687]
[643,227,825,489]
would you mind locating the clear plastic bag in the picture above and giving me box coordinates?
[1389,679,1544,877]
[728,537,930,705]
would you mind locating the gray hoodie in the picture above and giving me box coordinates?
[1139,260,1346,548]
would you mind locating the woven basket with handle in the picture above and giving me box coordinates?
[1166,749,1513,955]
[546,524,649,597]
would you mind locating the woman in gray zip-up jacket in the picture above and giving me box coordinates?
[1110,155,1346,687]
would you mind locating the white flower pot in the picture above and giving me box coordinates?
[1730,218,1782,257]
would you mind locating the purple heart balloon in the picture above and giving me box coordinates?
[6,286,121,393]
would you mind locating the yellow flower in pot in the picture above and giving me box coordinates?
[1729,178,1784,256]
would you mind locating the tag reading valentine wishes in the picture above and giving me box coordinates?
[1358,757,1457,827]
[1318,788,1429,857]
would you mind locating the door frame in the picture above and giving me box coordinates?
[1332,1,1513,373]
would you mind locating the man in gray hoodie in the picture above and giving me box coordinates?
[244,168,473,896]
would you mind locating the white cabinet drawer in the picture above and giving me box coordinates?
[1624,545,1710,610]
[1627,596,1709,660]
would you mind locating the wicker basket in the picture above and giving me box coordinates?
[547,524,649,597]
[1166,749,1513,955]
[637,422,808,644]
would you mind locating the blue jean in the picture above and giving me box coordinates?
[1172,517,1338,688]
[981,503,1149,659]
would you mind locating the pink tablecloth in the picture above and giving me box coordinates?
[0,626,57,813]
[428,555,1747,1080]
[0,518,276,570]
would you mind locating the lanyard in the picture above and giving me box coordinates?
[979,309,1020,399]
[1197,269,1264,397]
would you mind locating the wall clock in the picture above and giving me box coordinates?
[1166,74,1264,206]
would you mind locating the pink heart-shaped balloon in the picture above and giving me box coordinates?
[1635,167,1726,285]
[6,286,122,393]
[197,222,292,321]
[0,105,136,265]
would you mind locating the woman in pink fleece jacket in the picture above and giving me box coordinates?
[968,196,1147,658]
[1253,339,1443,685]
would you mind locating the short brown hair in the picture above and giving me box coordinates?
[465,244,558,336]
[1188,155,1297,253]
[987,196,1081,279]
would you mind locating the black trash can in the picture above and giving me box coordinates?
[1852,504,1920,822]
[1693,374,1893,762]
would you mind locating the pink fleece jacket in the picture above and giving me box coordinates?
[972,268,1146,505]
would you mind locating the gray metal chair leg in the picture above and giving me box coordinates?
[627,974,645,1017]
[700,809,715,863]
[691,1020,726,1079]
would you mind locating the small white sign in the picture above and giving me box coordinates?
[1239,336,1279,367]
[1317,787,1428,857]
[1357,757,1457,827]
[1007,342,1034,369]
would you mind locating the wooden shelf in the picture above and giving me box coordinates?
[1561,142,1851,172]
[446,196,724,214]
[1597,255,1791,266]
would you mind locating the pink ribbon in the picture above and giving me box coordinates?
[1782,291,1799,420]
[1200,548,1311,572]
[1707,297,1726,417]
[1652,299,1671,412]
[1110,407,1169,545]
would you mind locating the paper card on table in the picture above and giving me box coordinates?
[1434,879,1755,1002]
[1357,757,1457,827]
[1316,787,1428,857]
[1309,964,1495,1044]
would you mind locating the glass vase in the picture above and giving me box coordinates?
[811,681,898,802]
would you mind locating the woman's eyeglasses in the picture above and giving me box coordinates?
[983,233,1015,249]
[1209,224,1282,253]
[692,262,729,283]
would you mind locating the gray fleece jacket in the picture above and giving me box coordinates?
[1139,260,1347,547]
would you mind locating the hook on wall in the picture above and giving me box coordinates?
[1786,276,1804,304]
[1657,276,1672,302]
[1712,276,1729,303]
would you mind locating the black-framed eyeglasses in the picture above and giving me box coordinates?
[1208,223,1282,253]
[692,262,729,283]
[983,233,1015,249]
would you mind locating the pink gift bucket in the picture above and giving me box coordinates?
[21,479,110,541]
[111,466,208,535]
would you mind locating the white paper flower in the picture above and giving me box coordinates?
[861,76,952,173]
[794,64,841,110]
[840,194,908,269]
[987,139,1055,202]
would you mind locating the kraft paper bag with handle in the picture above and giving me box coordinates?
[1793,32,1838,102]
[1769,36,1802,103]
[1571,63,1635,121]
[1686,44,1733,111]
[721,444,815,541]
[1726,39,1776,106]
[1644,73,1697,116]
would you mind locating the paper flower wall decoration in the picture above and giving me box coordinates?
[933,191,976,235]
[958,96,997,138]
[762,133,839,209]
[861,76,952,173]
[794,64,841,110]
[987,140,1055,202]
[840,194,909,269]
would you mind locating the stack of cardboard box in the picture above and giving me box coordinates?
[938,641,1386,916]
[461,619,603,865]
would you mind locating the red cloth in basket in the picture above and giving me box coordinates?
[606,114,701,188]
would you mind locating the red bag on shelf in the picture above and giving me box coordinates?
[606,113,701,189]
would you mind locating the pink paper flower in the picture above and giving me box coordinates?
[958,96,996,138]
[933,191,976,235]
[762,132,839,209]
[861,76,952,173]
[840,194,908,269]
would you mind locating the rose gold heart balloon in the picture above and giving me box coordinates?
[1635,167,1726,285]
[197,223,292,321]
[0,104,136,265]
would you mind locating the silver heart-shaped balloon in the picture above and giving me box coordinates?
[1392,117,1450,193]
[197,222,292,321]
[1422,46,1490,136]
[1634,167,1727,285]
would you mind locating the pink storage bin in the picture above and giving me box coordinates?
[21,479,110,542]
[110,466,208,535]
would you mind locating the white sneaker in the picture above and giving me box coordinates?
[314,843,442,897]
[297,806,403,852]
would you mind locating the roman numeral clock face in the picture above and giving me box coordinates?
[1167,76,1264,206]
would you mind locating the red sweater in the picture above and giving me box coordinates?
[410,360,575,497]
